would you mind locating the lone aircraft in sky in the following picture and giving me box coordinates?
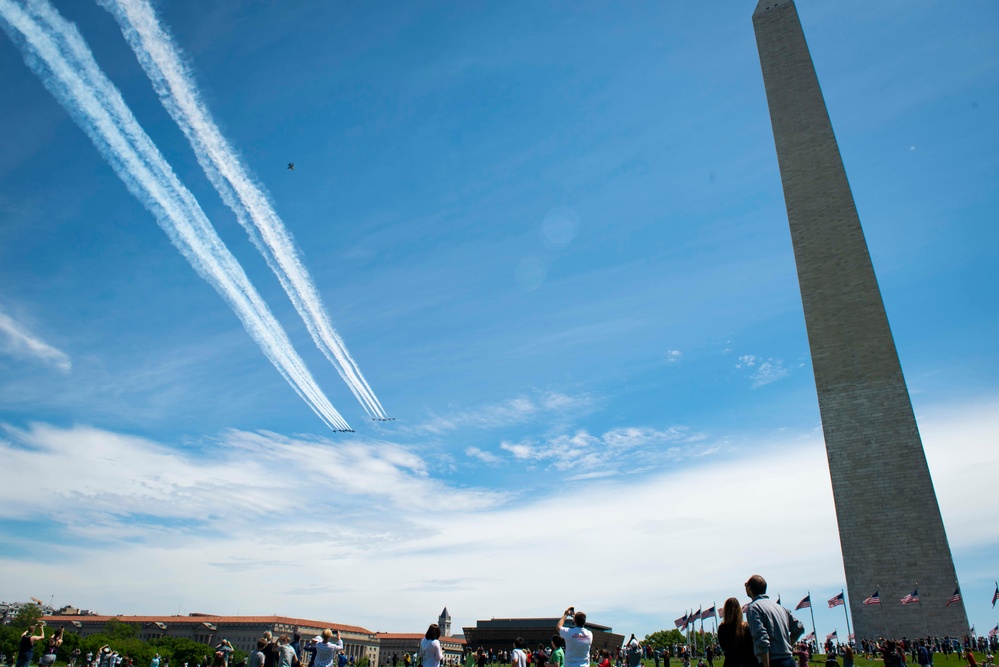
[287,162,295,171]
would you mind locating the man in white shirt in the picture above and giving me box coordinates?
[556,608,593,667]
[511,639,527,667]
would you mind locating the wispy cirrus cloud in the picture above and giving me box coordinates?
[465,446,502,464]
[0,309,71,372]
[0,423,506,544]
[414,390,596,435]
[736,354,795,387]
[497,425,709,479]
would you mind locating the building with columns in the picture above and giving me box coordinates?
[42,614,380,665]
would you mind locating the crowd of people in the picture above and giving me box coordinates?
[8,585,997,667]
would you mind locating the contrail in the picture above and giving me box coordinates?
[98,0,389,420]
[0,0,352,431]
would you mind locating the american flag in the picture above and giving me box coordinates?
[900,589,920,605]
[674,612,688,629]
[804,632,815,642]
[848,634,855,643]
[688,609,700,628]
[989,624,998,639]
[826,631,838,642]
[993,582,998,608]
[828,592,845,608]
[796,595,811,610]
[945,588,961,607]
[701,605,717,620]
[863,590,881,605]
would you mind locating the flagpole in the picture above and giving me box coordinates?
[688,610,693,654]
[841,590,853,646]
[695,607,704,651]
[713,601,718,635]
[876,585,889,638]
[915,582,928,637]
[807,591,818,653]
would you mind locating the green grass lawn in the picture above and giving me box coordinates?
[637,654,991,667]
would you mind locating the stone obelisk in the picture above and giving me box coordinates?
[752,0,968,640]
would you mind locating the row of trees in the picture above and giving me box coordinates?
[1,606,245,667]
[643,629,717,649]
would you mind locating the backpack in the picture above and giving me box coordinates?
[338,655,348,667]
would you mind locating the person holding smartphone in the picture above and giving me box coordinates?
[17,625,46,667]
[555,608,592,667]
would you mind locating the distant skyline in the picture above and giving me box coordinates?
[1,0,996,641]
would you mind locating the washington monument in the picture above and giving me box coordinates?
[752,0,969,640]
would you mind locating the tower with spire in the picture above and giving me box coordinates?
[438,607,451,637]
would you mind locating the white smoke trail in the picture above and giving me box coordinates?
[0,0,352,431]
[98,0,389,420]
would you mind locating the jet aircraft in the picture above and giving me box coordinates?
[287,162,295,171]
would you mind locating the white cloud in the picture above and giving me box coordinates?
[499,425,703,478]
[413,391,595,434]
[736,354,792,387]
[0,424,506,536]
[750,359,791,387]
[0,310,71,372]
[665,349,682,363]
[0,399,995,639]
[465,446,501,464]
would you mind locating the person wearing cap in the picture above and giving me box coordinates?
[556,608,592,667]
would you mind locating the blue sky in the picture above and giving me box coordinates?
[1,0,997,641]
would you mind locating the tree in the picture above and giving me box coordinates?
[643,630,686,648]
[105,619,139,640]
[13,604,44,631]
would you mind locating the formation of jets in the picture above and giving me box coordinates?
[284,159,399,428]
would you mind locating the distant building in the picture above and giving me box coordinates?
[1,600,56,625]
[438,609,451,638]
[375,634,466,666]
[43,614,379,664]
[462,618,622,656]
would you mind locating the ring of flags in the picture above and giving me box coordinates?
[671,582,994,642]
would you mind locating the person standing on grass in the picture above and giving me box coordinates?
[511,639,527,667]
[718,597,758,667]
[546,636,565,667]
[40,627,63,667]
[627,636,642,667]
[556,608,592,667]
[277,636,299,667]
[18,625,46,667]
[312,630,344,667]
[420,625,444,667]
[745,575,802,667]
